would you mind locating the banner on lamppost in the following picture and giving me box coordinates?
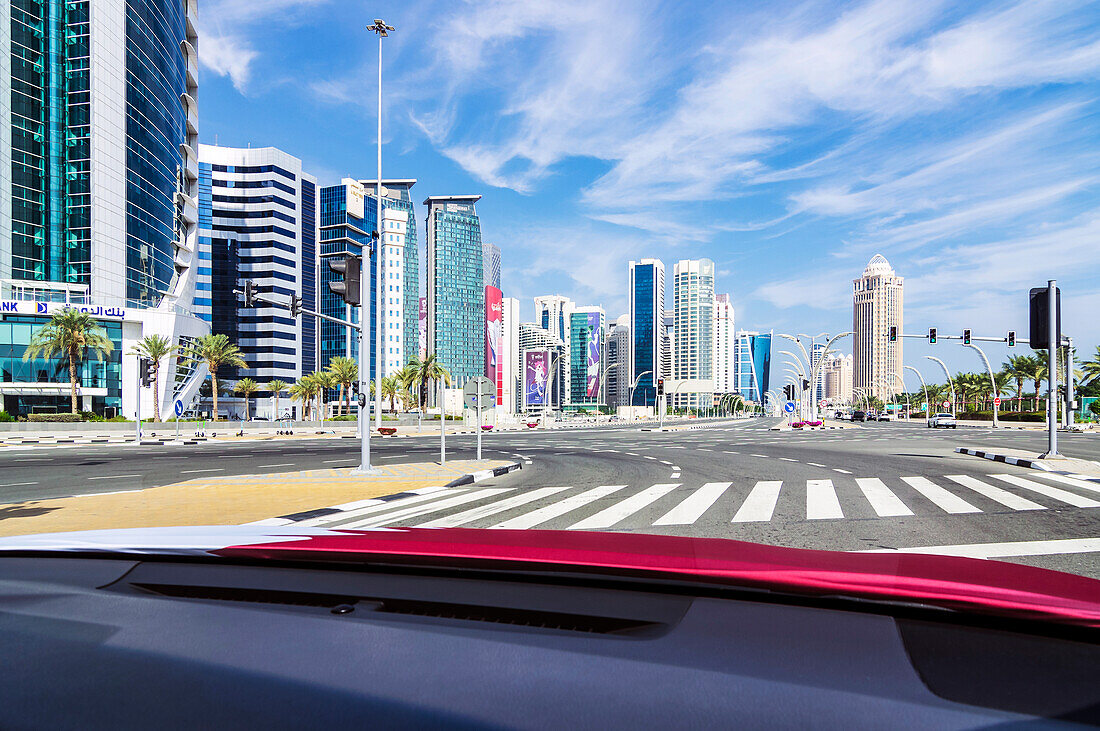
[525,350,549,407]
[418,296,427,359]
[585,311,601,399]
[485,286,503,404]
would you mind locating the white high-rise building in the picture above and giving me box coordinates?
[628,259,665,407]
[853,254,904,400]
[482,243,501,291]
[713,294,736,394]
[607,314,630,409]
[519,322,566,411]
[824,353,854,404]
[672,259,715,410]
[501,297,520,414]
[534,295,574,404]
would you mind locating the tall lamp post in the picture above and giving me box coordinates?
[963,342,1000,429]
[628,370,653,420]
[924,356,955,416]
[369,19,393,435]
[904,365,930,425]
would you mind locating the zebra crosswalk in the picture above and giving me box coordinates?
[307,471,1100,533]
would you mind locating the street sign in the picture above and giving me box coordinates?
[943,401,950,408]
[174,399,184,418]
[464,377,495,409]
[993,397,1001,407]
[921,403,927,412]
[784,401,795,414]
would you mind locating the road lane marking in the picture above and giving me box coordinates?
[750,454,769,458]
[807,462,826,467]
[778,457,798,462]
[832,468,852,474]
[341,488,515,529]
[806,479,843,519]
[87,474,142,480]
[261,463,296,468]
[654,482,732,526]
[323,459,357,464]
[416,487,571,528]
[493,484,633,529]
[301,489,469,526]
[1031,472,1100,496]
[855,478,913,517]
[732,481,782,522]
[860,538,1100,558]
[179,468,224,474]
[900,476,981,513]
[989,474,1100,508]
[724,450,740,454]
[944,475,1044,511]
[0,482,38,487]
[569,483,679,530]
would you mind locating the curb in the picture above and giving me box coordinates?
[251,461,524,527]
[954,447,1052,471]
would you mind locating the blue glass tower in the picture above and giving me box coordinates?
[629,259,665,407]
[737,331,772,402]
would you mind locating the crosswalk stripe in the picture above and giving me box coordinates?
[569,483,679,530]
[732,481,782,522]
[415,486,572,528]
[806,479,843,519]
[338,488,514,529]
[653,482,732,526]
[854,478,913,516]
[1032,472,1100,496]
[900,476,981,514]
[493,485,629,529]
[989,474,1100,508]
[302,488,468,526]
[944,475,1045,511]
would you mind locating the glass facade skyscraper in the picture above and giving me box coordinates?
[629,259,664,407]
[736,331,772,403]
[672,259,715,410]
[568,308,604,410]
[425,195,484,388]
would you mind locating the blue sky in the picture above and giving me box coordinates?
[196,0,1100,378]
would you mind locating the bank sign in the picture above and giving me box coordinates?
[0,300,127,320]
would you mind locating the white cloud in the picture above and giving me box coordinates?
[199,35,258,92]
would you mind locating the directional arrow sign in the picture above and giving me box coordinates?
[784,401,795,414]
[464,377,496,410]
[174,399,185,418]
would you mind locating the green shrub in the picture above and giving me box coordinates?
[27,413,82,422]
[330,415,358,421]
[0,411,14,423]
[105,415,131,422]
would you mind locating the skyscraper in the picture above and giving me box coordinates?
[361,179,418,372]
[607,316,630,410]
[482,243,501,292]
[811,342,827,405]
[629,259,664,407]
[197,145,317,387]
[501,297,520,413]
[534,295,574,403]
[853,254,903,400]
[0,0,208,418]
[568,307,605,411]
[519,322,566,411]
[736,330,772,403]
[713,294,736,394]
[824,353,854,403]
[425,195,484,388]
[672,259,715,410]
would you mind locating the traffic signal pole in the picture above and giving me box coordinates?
[1046,280,1059,457]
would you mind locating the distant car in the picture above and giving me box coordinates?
[851,410,866,422]
[928,412,957,429]
[878,412,893,421]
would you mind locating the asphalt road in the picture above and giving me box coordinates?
[3,418,1099,577]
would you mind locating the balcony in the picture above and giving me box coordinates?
[181,39,199,90]
[180,143,198,181]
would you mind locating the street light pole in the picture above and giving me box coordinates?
[1045,279,1059,457]
[370,19,393,435]
[925,356,955,416]
[904,365,930,425]
[628,370,653,420]
[963,342,999,428]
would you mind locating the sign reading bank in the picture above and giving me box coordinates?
[0,300,127,320]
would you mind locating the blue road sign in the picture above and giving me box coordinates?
[174,399,185,418]
[784,401,796,413]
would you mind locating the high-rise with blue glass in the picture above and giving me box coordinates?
[0,0,209,418]
[736,330,772,404]
[360,179,417,374]
[425,195,484,390]
[629,259,665,407]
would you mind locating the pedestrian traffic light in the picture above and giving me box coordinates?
[888,326,897,342]
[802,378,810,391]
[243,280,255,308]
[327,255,361,306]
[928,327,937,344]
[289,294,302,318]
[656,378,664,395]
[1007,330,1016,347]
[962,329,971,345]
[139,358,153,387]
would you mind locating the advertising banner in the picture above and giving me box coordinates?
[485,286,503,403]
[418,296,427,359]
[585,311,601,399]
[525,350,549,407]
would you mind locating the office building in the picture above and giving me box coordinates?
[607,315,630,409]
[534,294,574,402]
[568,307,604,411]
[425,195,484,389]
[519,322,566,411]
[361,179,418,371]
[197,145,317,387]
[672,259,715,410]
[824,353,853,403]
[628,259,664,406]
[853,254,903,399]
[811,342,827,405]
[713,294,736,394]
[501,296,520,413]
[0,0,208,418]
[482,243,501,291]
[736,330,771,404]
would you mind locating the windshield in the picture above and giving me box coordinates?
[1,1,1099,611]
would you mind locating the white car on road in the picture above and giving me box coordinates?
[928,413,957,429]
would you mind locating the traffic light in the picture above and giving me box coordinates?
[1007,330,1016,347]
[139,358,153,387]
[928,327,937,344]
[289,294,302,318]
[962,329,971,345]
[327,255,362,306]
[802,378,810,392]
[656,378,664,395]
[888,326,897,342]
[243,280,255,308]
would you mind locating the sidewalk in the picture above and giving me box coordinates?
[0,459,518,537]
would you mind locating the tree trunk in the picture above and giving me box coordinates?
[211,372,219,421]
[69,348,79,414]
[245,395,250,421]
[337,384,344,416]
[275,395,280,419]
[152,366,161,422]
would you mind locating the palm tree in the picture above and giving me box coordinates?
[1081,346,1100,387]
[1002,355,1032,411]
[314,371,337,420]
[233,378,259,420]
[380,375,402,413]
[407,354,452,409]
[23,309,114,414]
[326,356,358,416]
[266,380,288,420]
[184,333,246,421]
[129,334,177,421]
[396,364,419,409]
[1025,354,1047,411]
[290,375,317,421]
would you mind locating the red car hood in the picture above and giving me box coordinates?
[0,526,1096,629]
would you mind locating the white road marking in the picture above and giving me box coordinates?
[659,460,673,465]
[806,479,843,519]
[751,454,769,458]
[807,462,826,467]
[861,538,1100,559]
[300,489,466,526]
[778,457,798,462]
[87,474,142,480]
[569,483,679,530]
[0,481,38,487]
[493,485,629,528]
[944,475,1044,511]
[854,478,913,517]
[1032,472,1100,496]
[732,481,782,523]
[179,468,224,474]
[341,488,514,529]
[989,474,1100,508]
[653,482,732,526]
[900,476,981,514]
[833,468,852,474]
[261,463,296,468]
[416,486,571,528]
